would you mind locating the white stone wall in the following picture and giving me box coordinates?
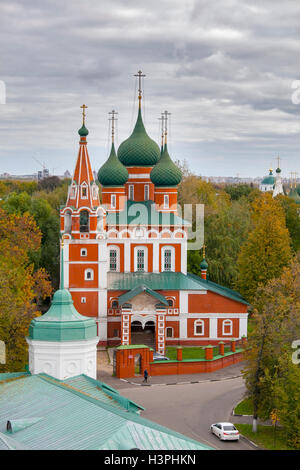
[26,337,99,380]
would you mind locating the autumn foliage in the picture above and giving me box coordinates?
[0,207,52,372]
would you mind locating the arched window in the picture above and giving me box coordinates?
[167,299,174,307]
[81,182,88,199]
[111,194,116,209]
[64,211,72,233]
[84,268,94,281]
[69,183,77,199]
[194,320,205,336]
[96,209,104,232]
[80,210,89,233]
[80,248,87,257]
[222,320,233,336]
[144,184,149,201]
[129,185,134,200]
[109,246,120,272]
[161,246,175,272]
[166,327,173,338]
[164,195,169,209]
[134,246,148,272]
[111,300,118,309]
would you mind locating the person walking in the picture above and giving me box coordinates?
[143,369,148,383]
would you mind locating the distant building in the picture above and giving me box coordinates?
[259,168,275,192]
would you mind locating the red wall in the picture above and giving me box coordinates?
[189,291,248,314]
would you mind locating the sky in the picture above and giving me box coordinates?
[0,0,300,178]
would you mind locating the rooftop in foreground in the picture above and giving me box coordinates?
[0,372,212,450]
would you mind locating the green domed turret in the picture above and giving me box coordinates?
[29,288,97,342]
[150,144,182,187]
[261,169,275,185]
[200,258,208,270]
[98,143,128,186]
[78,124,89,137]
[118,108,160,167]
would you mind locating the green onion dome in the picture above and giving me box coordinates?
[276,167,281,174]
[150,144,182,187]
[200,258,208,270]
[261,169,275,185]
[118,108,160,166]
[29,289,97,341]
[98,143,128,186]
[78,124,89,136]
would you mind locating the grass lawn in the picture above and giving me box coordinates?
[166,346,219,360]
[235,424,296,450]
[234,397,253,415]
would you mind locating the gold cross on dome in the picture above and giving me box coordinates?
[203,244,206,259]
[109,110,118,143]
[134,70,146,104]
[80,104,88,125]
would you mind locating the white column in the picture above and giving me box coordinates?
[98,239,108,341]
[179,291,188,314]
[209,317,218,339]
[63,242,69,288]
[179,317,187,338]
[239,316,248,338]
[124,240,131,272]
[181,240,187,275]
[153,241,159,273]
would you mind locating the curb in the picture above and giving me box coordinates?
[239,433,261,449]
[120,374,242,387]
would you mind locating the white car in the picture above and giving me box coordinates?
[210,422,240,441]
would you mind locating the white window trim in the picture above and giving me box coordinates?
[84,268,94,281]
[134,246,148,272]
[144,184,149,201]
[81,182,88,199]
[194,319,205,336]
[129,185,134,200]
[161,246,175,272]
[108,245,120,272]
[69,184,77,199]
[222,319,233,336]
[111,194,116,209]
[164,194,169,209]
[81,297,86,304]
[80,248,87,257]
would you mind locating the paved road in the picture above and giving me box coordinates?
[120,376,255,450]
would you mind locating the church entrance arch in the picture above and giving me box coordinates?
[131,318,156,350]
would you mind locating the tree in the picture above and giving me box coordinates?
[0,208,52,372]
[276,194,300,253]
[2,191,60,289]
[188,197,252,288]
[242,255,300,433]
[236,193,292,301]
[224,183,253,201]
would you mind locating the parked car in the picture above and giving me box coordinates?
[210,422,240,441]
[152,353,170,361]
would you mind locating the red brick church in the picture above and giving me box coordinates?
[60,73,248,356]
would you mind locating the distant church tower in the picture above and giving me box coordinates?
[273,156,284,197]
[60,105,108,343]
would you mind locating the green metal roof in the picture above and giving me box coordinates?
[118,107,160,167]
[97,143,128,186]
[108,272,249,305]
[109,272,207,291]
[261,170,275,185]
[118,285,168,306]
[78,124,89,137]
[106,200,190,227]
[29,289,97,341]
[0,373,212,450]
[150,144,182,187]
